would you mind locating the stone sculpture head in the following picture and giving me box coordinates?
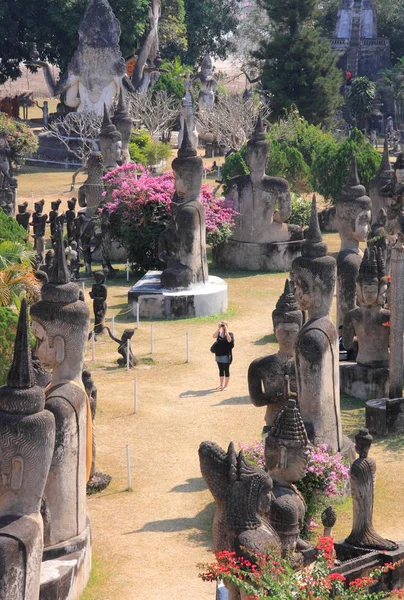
[99,104,122,169]
[94,270,106,285]
[34,199,45,214]
[30,227,90,381]
[18,202,28,214]
[67,197,77,211]
[272,279,302,352]
[172,122,203,202]
[354,428,373,459]
[44,249,55,267]
[356,246,387,307]
[335,155,371,244]
[51,199,62,212]
[291,195,336,317]
[0,299,55,516]
[246,116,269,177]
[200,55,213,80]
[78,0,121,48]
[265,398,309,484]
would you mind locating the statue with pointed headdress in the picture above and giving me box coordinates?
[291,195,343,453]
[248,279,302,435]
[159,122,208,289]
[343,247,389,368]
[199,440,281,599]
[265,394,311,555]
[370,136,393,224]
[177,78,198,150]
[111,89,132,164]
[30,225,92,549]
[99,104,122,170]
[335,154,372,327]
[0,299,55,599]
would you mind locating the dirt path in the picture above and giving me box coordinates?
[79,266,404,600]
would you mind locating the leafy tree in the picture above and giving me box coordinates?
[182,0,240,66]
[159,0,188,60]
[374,0,404,62]
[379,58,404,129]
[0,307,18,385]
[0,0,149,83]
[255,0,343,125]
[347,77,376,130]
[0,209,29,244]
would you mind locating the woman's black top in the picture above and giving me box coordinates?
[215,333,234,357]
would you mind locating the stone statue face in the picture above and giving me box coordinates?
[257,481,273,515]
[361,282,379,307]
[275,323,299,353]
[267,444,309,484]
[293,273,314,312]
[32,321,64,369]
[174,168,202,200]
[246,144,267,175]
[354,210,371,242]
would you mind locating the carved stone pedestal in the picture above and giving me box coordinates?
[366,397,404,435]
[340,363,389,400]
[128,270,228,319]
[40,521,92,600]
[213,239,303,272]
[333,542,404,588]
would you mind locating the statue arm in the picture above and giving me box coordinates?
[342,313,355,350]
[248,359,282,407]
[132,0,160,90]
[273,188,292,223]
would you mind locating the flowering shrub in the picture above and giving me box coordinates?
[198,537,404,599]
[104,164,237,272]
[0,112,38,168]
[240,441,349,536]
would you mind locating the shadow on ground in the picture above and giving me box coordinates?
[170,478,207,493]
[180,389,217,397]
[253,334,276,345]
[126,502,215,546]
[213,395,251,406]
[340,393,365,439]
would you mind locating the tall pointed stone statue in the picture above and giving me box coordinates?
[159,122,208,289]
[0,299,55,599]
[30,225,92,549]
[291,195,343,452]
[112,89,132,164]
[335,154,372,327]
[99,103,122,170]
[248,279,302,435]
[178,78,199,150]
[369,136,393,224]
[344,429,397,551]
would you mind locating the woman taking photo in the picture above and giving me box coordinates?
[211,321,234,391]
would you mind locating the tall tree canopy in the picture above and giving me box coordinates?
[255,0,343,125]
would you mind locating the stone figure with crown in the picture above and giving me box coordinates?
[213,117,303,272]
[199,440,280,600]
[30,226,92,597]
[0,299,55,599]
[335,155,372,327]
[341,247,390,399]
[248,279,302,435]
[178,79,198,150]
[291,195,343,453]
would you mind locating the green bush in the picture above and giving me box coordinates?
[128,130,171,167]
[152,73,185,101]
[288,194,312,228]
[0,209,28,244]
[0,112,38,166]
[268,140,311,192]
[0,306,18,385]
[311,129,381,202]
[221,146,248,192]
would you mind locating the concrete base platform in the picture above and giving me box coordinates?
[40,521,91,600]
[366,397,404,436]
[212,239,302,272]
[128,271,228,319]
[340,362,389,400]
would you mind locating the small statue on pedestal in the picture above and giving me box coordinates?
[111,89,132,164]
[31,199,47,264]
[89,270,108,334]
[16,201,31,231]
[66,197,77,243]
[248,279,302,435]
[344,429,397,550]
[99,104,122,171]
[48,199,63,242]
[105,327,137,367]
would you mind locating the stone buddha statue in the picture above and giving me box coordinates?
[265,397,310,556]
[78,152,105,217]
[99,104,122,171]
[291,195,343,452]
[196,55,217,113]
[159,123,208,290]
[111,89,132,164]
[227,117,301,244]
[16,201,31,231]
[31,226,92,547]
[31,200,48,264]
[90,270,108,334]
[343,247,390,368]
[0,299,55,599]
[335,154,372,327]
[248,279,302,434]
[178,79,199,150]
[345,429,397,551]
[65,197,77,243]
